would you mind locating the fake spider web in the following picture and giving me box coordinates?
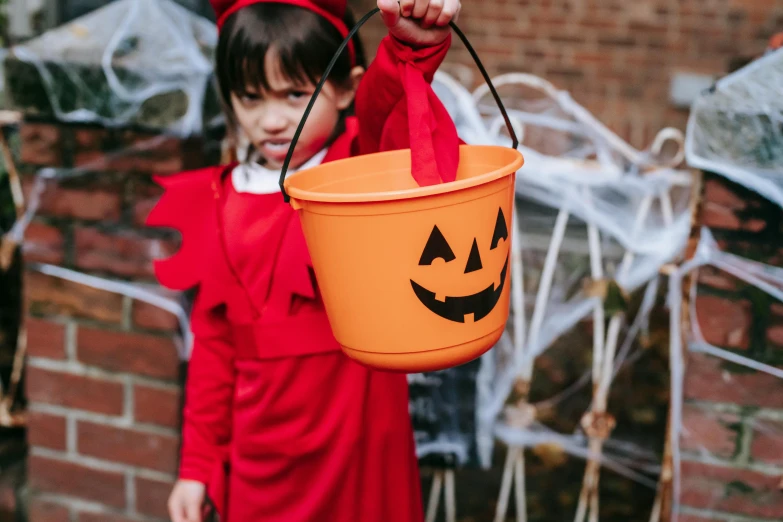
[685,48,783,209]
[422,47,783,522]
[427,70,694,522]
[0,0,220,135]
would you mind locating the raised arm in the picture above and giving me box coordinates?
[353,0,462,185]
[354,33,451,155]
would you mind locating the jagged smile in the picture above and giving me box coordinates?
[410,256,508,323]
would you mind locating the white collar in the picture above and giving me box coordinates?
[231,148,328,195]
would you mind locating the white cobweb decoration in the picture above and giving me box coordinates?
[0,0,218,135]
[427,68,698,522]
[685,48,783,208]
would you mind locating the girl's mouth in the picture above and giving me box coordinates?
[259,139,292,159]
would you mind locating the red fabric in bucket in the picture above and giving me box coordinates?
[359,35,460,186]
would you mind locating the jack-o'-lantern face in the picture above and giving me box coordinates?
[410,207,510,323]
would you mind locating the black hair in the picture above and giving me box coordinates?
[215,2,366,136]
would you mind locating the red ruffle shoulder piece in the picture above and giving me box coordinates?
[145,166,229,292]
[261,211,316,321]
[261,123,360,320]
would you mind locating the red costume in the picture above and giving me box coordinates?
[146,0,459,519]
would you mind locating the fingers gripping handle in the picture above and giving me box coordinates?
[279,7,519,202]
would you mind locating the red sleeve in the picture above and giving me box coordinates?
[354,34,459,186]
[178,292,235,486]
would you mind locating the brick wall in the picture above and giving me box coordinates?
[681,173,783,521]
[350,0,783,149]
[20,121,221,521]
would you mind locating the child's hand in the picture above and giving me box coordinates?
[378,0,461,47]
[168,479,206,522]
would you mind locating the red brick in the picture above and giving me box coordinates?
[771,304,783,346]
[574,51,613,65]
[694,295,751,350]
[0,489,12,517]
[579,15,619,30]
[751,419,783,466]
[25,317,66,360]
[133,184,163,227]
[530,15,568,28]
[715,238,779,265]
[0,483,17,516]
[628,20,668,35]
[681,460,783,518]
[769,325,783,347]
[29,455,126,508]
[77,421,179,474]
[134,384,181,429]
[25,270,124,324]
[73,127,110,151]
[625,53,668,69]
[132,301,179,332]
[701,202,743,230]
[22,221,65,265]
[27,411,67,451]
[74,134,183,174]
[74,227,177,278]
[597,35,638,47]
[26,366,124,415]
[28,498,70,522]
[77,327,179,380]
[78,512,137,522]
[677,515,729,522]
[743,218,768,232]
[697,267,741,292]
[73,127,109,151]
[72,151,105,170]
[681,405,740,458]
[24,179,122,222]
[19,123,62,166]
[704,179,747,210]
[135,476,174,519]
[131,153,185,175]
[122,132,181,154]
[685,353,783,409]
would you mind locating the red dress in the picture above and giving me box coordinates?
[147,35,457,521]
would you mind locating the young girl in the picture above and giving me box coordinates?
[147,0,461,519]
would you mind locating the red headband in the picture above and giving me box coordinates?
[211,0,356,64]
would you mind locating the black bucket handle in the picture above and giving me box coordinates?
[279,7,519,202]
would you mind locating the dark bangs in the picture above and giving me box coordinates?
[216,3,365,104]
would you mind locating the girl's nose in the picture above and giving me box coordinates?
[260,108,287,134]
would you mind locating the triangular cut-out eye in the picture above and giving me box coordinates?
[491,208,508,249]
[464,239,483,273]
[419,225,456,265]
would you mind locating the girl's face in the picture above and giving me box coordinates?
[231,48,363,170]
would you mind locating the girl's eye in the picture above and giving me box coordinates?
[288,91,308,101]
[239,93,261,104]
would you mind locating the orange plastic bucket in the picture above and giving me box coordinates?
[279,9,524,372]
[285,145,522,372]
